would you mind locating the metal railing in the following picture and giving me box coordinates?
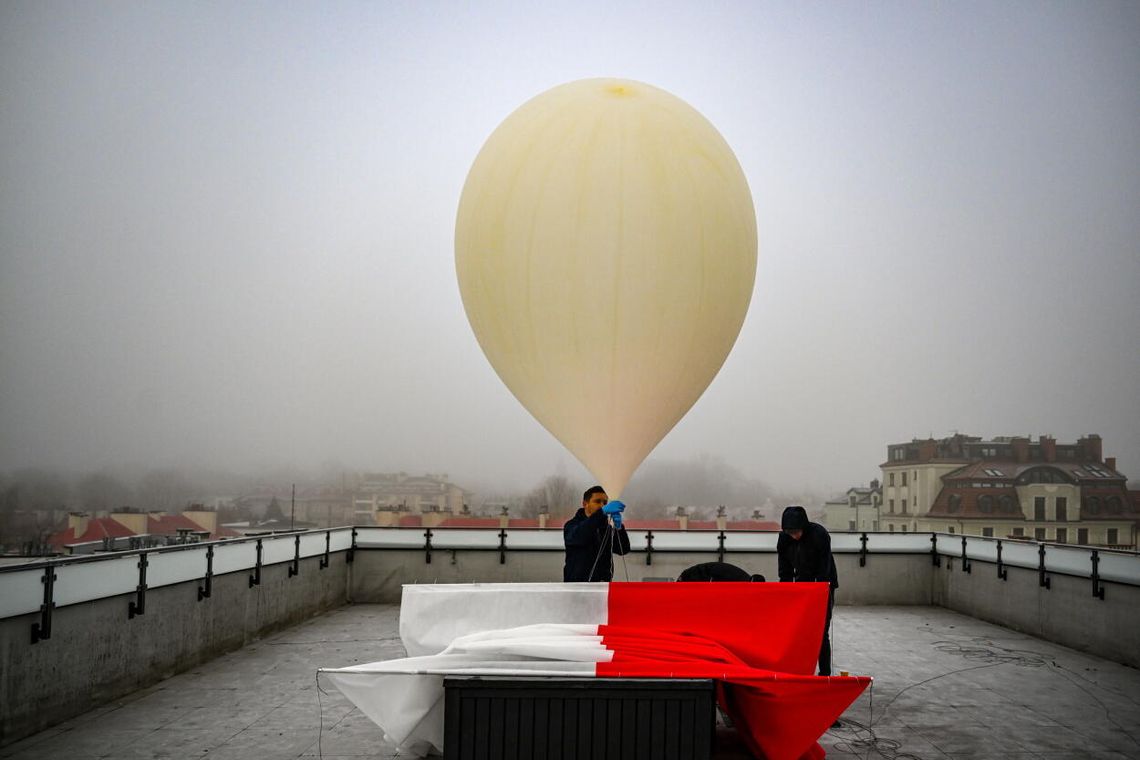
[0,528,354,643]
[3,526,1138,643]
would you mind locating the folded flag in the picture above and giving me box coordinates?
[322,582,870,760]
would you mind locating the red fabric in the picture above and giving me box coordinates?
[607,581,829,674]
[601,583,868,760]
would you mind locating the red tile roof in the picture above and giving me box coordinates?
[727,520,782,531]
[49,517,135,548]
[146,513,207,535]
[436,517,499,528]
[623,520,682,530]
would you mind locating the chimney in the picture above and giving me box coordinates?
[499,505,509,529]
[716,505,727,531]
[68,512,89,537]
[1011,437,1029,463]
[675,506,688,531]
[1040,435,1056,463]
[1105,457,1117,472]
[1079,434,1103,462]
[538,512,548,530]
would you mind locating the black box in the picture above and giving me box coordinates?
[443,676,715,760]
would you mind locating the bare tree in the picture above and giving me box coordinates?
[521,475,579,518]
[77,471,134,512]
[137,468,196,511]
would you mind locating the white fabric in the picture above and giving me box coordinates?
[399,582,609,656]
[321,623,608,757]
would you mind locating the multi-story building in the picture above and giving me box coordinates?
[351,472,472,527]
[821,481,882,532]
[880,434,1137,547]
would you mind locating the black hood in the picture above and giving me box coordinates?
[781,505,810,531]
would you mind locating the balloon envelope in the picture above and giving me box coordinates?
[456,78,756,497]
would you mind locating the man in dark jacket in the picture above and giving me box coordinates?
[777,505,839,677]
[563,485,630,582]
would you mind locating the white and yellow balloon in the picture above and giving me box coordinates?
[456,78,756,498]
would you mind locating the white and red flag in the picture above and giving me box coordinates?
[322,582,870,760]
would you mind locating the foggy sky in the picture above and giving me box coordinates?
[2,1,1138,495]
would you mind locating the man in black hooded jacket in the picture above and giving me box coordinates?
[777,505,838,677]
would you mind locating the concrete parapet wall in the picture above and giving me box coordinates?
[0,554,348,746]
[348,549,934,606]
[933,556,1140,668]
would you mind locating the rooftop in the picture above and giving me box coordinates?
[2,603,1138,760]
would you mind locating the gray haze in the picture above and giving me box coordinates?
[2,1,1138,495]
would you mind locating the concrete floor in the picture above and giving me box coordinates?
[1,604,1138,760]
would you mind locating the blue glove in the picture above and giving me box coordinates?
[612,513,624,530]
[602,500,625,516]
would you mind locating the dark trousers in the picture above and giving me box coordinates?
[818,588,835,676]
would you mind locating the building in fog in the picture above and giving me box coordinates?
[352,472,471,527]
[880,434,1137,547]
[821,481,883,533]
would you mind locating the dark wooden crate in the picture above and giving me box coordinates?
[443,676,715,760]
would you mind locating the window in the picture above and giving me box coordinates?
[1056,528,1067,544]
[901,524,907,532]
[889,473,895,486]
[1034,527,1046,541]
[901,499,907,513]
[948,494,962,513]
[889,499,895,513]
[1106,496,1123,514]
[999,494,1016,514]
[978,495,994,513]
[889,524,894,533]
[1034,497,1046,521]
[901,472,908,486]
[982,527,993,537]
[1012,527,1024,537]
[948,526,955,534]
[1108,528,1118,545]
[1055,497,1067,522]
[848,520,856,531]
[1077,528,1088,545]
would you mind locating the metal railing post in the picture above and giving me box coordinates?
[198,544,214,601]
[249,539,263,588]
[128,552,148,618]
[31,564,57,644]
[288,534,300,578]
[1091,550,1105,600]
[1038,543,1051,589]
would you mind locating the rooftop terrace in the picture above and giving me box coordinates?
[2,527,1139,759]
[3,603,1139,760]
